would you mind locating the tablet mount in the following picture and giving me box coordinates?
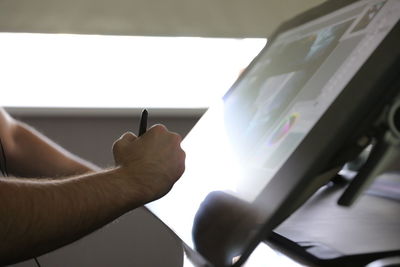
[338,96,400,206]
[261,99,400,266]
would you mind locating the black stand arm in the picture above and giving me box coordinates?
[338,98,400,206]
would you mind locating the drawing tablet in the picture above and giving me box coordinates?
[147,1,400,266]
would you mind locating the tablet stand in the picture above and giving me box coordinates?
[261,97,400,267]
[265,171,400,267]
[338,97,400,206]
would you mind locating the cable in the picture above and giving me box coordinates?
[0,137,6,177]
[0,137,42,267]
[34,257,42,267]
[0,139,7,176]
[0,138,9,178]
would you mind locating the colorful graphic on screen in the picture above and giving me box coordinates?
[267,113,299,146]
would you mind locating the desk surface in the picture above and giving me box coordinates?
[275,180,400,258]
[183,174,400,266]
[183,242,304,267]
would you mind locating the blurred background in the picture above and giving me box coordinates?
[1,0,324,266]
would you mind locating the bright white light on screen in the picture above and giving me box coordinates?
[0,33,265,109]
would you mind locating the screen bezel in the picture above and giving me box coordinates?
[226,0,400,266]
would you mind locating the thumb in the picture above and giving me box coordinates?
[112,131,138,162]
[119,132,138,143]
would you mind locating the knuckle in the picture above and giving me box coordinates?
[151,124,167,133]
[177,151,186,176]
[171,133,182,144]
[122,132,136,141]
[178,161,185,177]
[178,148,186,160]
[121,132,134,139]
[113,133,132,153]
[112,141,121,154]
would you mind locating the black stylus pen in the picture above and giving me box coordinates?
[138,109,148,136]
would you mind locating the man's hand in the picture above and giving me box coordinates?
[112,124,186,204]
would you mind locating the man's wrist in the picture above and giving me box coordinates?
[109,165,150,210]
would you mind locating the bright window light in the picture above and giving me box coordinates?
[1,33,265,109]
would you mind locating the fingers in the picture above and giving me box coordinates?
[113,132,137,155]
[112,124,186,202]
[147,124,182,143]
[113,125,185,177]
[147,124,168,135]
[146,124,186,177]
[176,149,186,177]
[120,132,138,142]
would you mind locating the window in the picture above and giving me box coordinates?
[1,33,265,113]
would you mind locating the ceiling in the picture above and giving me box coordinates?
[0,0,325,38]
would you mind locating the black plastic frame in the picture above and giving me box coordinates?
[223,0,400,266]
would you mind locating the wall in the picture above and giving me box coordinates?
[0,0,324,38]
[10,113,201,267]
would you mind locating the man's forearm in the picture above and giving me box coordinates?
[0,167,141,265]
[7,121,100,178]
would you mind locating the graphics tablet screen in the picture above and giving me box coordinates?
[147,1,400,266]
